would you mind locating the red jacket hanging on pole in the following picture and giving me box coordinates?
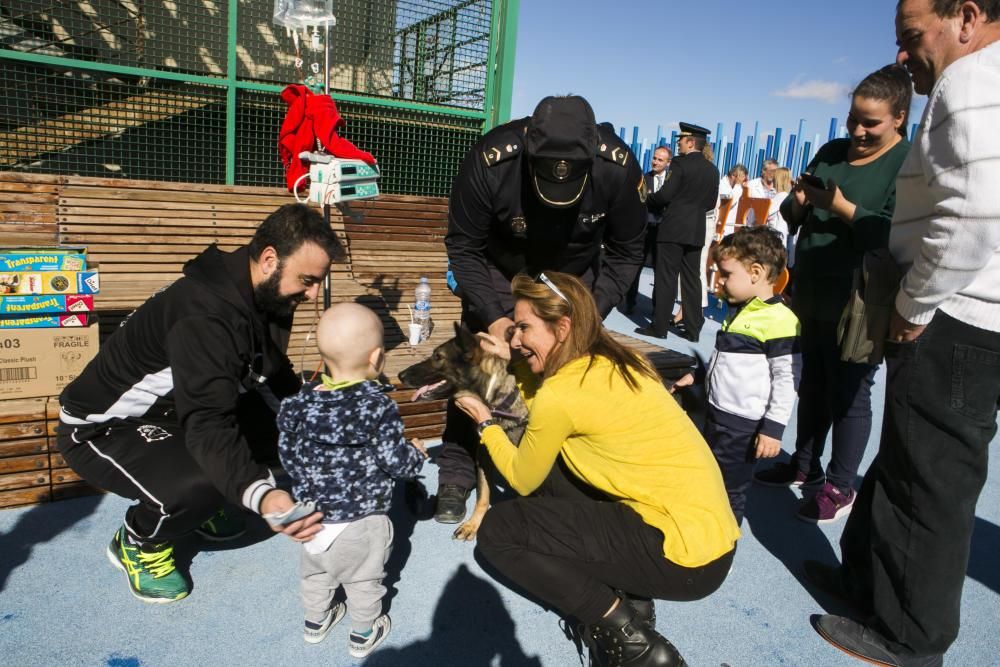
[278,84,377,192]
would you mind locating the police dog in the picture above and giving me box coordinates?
[398,323,527,541]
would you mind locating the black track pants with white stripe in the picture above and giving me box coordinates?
[56,418,224,545]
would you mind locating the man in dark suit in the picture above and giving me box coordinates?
[623,145,672,313]
[636,123,720,341]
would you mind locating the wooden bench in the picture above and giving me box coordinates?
[0,397,97,509]
[0,172,694,507]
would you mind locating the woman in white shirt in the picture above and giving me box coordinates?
[767,167,793,253]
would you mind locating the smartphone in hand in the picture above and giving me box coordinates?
[799,172,826,189]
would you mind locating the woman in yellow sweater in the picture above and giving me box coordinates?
[455,271,739,667]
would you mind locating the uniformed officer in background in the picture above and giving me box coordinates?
[636,122,720,342]
[437,94,647,523]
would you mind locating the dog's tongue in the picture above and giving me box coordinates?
[411,380,446,401]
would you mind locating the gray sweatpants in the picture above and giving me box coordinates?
[300,514,394,631]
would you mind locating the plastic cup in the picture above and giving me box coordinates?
[408,322,422,346]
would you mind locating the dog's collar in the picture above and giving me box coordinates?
[490,387,526,423]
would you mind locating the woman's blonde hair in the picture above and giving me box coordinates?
[774,167,792,193]
[701,142,715,163]
[510,271,660,391]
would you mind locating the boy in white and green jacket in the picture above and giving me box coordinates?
[704,226,801,524]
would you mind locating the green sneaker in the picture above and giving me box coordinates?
[194,507,246,541]
[106,526,189,603]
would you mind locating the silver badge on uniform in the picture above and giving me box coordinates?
[511,216,527,237]
[552,160,570,181]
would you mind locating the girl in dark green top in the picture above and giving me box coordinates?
[754,65,913,524]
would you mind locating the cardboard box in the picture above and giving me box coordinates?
[0,325,100,399]
[0,314,91,329]
[0,269,100,295]
[0,294,95,315]
[0,247,87,272]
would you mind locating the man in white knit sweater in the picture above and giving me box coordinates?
[811,2,1000,665]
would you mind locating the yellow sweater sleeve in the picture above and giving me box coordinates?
[480,388,573,495]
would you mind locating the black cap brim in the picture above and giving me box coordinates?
[531,172,588,208]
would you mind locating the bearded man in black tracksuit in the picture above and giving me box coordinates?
[56,204,338,603]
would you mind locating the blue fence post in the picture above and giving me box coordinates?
[793,118,806,170]
[785,135,797,169]
[714,122,724,166]
[731,122,742,172]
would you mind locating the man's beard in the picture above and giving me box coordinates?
[253,269,304,320]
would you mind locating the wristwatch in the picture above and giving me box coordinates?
[476,418,497,436]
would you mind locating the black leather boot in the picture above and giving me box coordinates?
[587,600,686,667]
[617,590,655,630]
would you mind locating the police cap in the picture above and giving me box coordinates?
[526,95,598,208]
[677,122,711,140]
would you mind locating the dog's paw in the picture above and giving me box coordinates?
[452,521,480,542]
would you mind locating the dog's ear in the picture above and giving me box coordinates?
[455,324,479,358]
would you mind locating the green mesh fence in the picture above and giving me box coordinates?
[0,60,228,183]
[239,0,491,108]
[236,89,482,195]
[0,0,508,193]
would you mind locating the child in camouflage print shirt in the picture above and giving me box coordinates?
[278,303,426,656]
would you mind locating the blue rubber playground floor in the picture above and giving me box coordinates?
[2,269,999,666]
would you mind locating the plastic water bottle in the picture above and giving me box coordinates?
[414,277,432,342]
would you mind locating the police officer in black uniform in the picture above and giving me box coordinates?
[636,122,720,342]
[437,95,647,523]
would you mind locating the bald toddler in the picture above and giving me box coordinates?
[277,302,426,657]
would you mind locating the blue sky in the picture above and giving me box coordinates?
[508,0,922,152]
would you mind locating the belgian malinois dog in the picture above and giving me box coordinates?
[398,323,527,541]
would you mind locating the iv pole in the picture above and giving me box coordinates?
[322,18,333,310]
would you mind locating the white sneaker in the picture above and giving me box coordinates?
[304,603,346,644]
[348,614,391,658]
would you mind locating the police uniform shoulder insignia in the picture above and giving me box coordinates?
[596,140,629,167]
[481,138,522,167]
[637,176,647,203]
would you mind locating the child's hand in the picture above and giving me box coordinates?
[670,372,695,394]
[410,437,428,458]
[755,433,781,459]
